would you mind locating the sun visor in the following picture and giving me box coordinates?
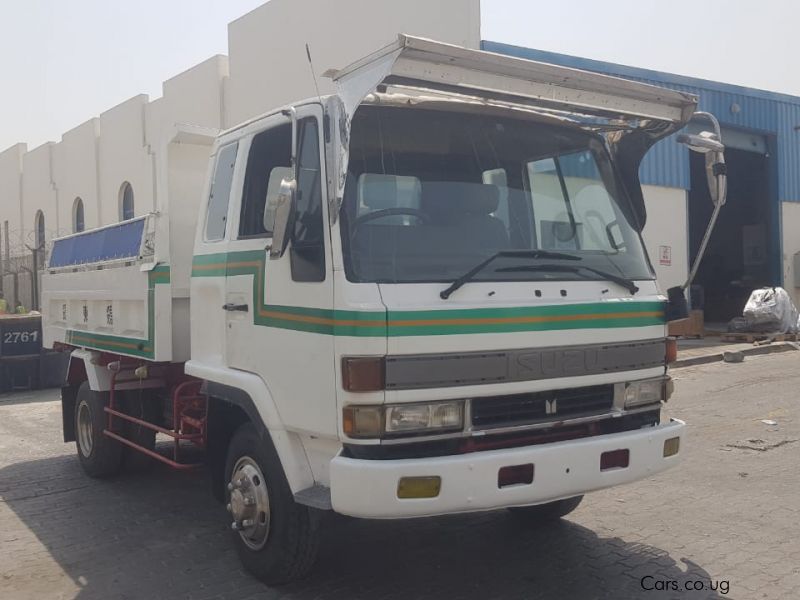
[324,34,698,226]
[325,34,697,125]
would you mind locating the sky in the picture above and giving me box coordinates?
[1,0,798,152]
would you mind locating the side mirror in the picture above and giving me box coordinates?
[269,107,298,259]
[269,177,297,258]
[704,150,727,207]
[676,111,727,292]
[665,285,689,322]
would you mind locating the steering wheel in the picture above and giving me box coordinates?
[350,207,431,237]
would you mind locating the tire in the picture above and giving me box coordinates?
[121,390,159,473]
[74,382,122,478]
[224,423,321,585]
[507,495,584,523]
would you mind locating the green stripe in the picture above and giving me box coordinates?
[191,251,665,337]
[66,264,171,358]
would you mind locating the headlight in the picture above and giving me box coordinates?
[343,401,464,439]
[624,377,669,408]
[386,402,463,433]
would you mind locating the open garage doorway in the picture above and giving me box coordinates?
[688,133,778,325]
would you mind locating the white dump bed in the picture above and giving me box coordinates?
[41,215,183,362]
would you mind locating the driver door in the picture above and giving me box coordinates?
[225,104,335,437]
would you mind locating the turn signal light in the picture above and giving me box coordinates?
[663,437,680,457]
[397,476,441,499]
[600,448,630,471]
[342,356,385,392]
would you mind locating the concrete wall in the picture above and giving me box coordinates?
[0,57,229,258]
[225,0,481,125]
[642,185,689,293]
[53,119,100,235]
[97,95,153,225]
[0,144,25,244]
[781,202,800,308]
[21,143,57,247]
[146,55,229,145]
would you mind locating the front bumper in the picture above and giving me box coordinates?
[329,418,685,518]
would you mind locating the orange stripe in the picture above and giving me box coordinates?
[191,263,227,271]
[255,309,663,328]
[258,309,384,327]
[225,261,262,269]
[389,310,664,328]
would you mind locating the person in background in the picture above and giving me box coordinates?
[0,292,7,314]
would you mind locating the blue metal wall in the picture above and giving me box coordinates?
[482,41,800,201]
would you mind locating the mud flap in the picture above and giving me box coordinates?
[61,384,78,442]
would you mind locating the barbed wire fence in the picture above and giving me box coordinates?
[0,228,54,312]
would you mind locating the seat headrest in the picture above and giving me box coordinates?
[421,182,500,217]
[357,174,422,211]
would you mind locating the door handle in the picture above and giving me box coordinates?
[222,303,249,312]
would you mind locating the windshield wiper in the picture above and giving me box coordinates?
[496,264,639,295]
[440,250,581,300]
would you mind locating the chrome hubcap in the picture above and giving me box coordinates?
[77,400,93,457]
[227,456,270,550]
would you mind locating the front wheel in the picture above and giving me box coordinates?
[74,382,122,478]
[224,423,321,585]
[507,495,584,523]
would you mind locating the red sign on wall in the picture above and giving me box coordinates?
[659,245,672,266]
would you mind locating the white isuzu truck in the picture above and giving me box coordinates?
[42,36,726,584]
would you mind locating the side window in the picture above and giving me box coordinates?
[240,123,291,238]
[290,118,325,282]
[205,142,238,241]
[528,157,581,251]
[482,168,510,231]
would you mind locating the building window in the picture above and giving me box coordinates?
[119,182,134,221]
[34,210,45,249]
[73,198,85,233]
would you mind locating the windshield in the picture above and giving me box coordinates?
[341,105,654,285]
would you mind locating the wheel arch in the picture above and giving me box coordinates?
[61,350,93,442]
[195,372,315,496]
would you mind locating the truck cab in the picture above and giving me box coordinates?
[43,36,700,585]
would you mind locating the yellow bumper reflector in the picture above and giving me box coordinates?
[397,476,441,499]
[663,437,680,457]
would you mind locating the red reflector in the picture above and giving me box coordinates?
[600,449,630,471]
[666,338,678,364]
[498,463,534,488]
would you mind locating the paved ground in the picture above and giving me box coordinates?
[1,354,799,600]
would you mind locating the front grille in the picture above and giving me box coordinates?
[470,384,614,429]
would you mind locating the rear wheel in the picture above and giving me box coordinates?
[224,423,321,585]
[507,495,584,523]
[74,382,122,478]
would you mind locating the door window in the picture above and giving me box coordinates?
[240,124,291,238]
[204,142,238,241]
[290,118,325,282]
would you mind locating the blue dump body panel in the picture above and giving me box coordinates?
[49,218,145,268]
